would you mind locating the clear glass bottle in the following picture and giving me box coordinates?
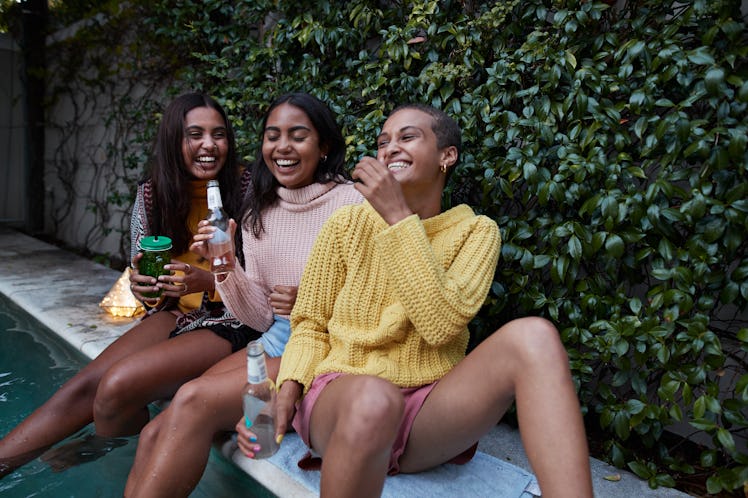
[206,180,234,275]
[242,340,280,459]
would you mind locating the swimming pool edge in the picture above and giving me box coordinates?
[0,227,306,498]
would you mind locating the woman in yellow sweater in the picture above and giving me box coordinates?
[240,103,593,497]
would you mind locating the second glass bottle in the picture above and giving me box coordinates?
[206,179,234,275]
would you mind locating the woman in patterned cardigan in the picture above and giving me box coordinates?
[0,93,256,476]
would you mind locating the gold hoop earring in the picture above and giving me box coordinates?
[440,163,448,173]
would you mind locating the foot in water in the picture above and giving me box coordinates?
[1,447,49,479]
[40,434,128,472]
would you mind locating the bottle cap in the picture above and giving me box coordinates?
[247,339,265,357]
[139,235,173,251]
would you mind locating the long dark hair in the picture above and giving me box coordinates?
[146,93,243,254]
[241,92,349,238]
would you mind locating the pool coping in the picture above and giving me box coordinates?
[0,226,693,498]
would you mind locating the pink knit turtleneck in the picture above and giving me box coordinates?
[216,181,363,331]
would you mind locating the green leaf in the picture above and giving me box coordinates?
[629,297,642,314]
[627,460,652,479]
[668,403,683,421]
[613,412,630,439]
[605,234,624,258]
[694,397,706,418]
[700,449,717,467]
[704,67,725,95]
[690,419,717,431]
[716,428,736,453]
[654,473,676,487]
[738,80,748,102]
[552,256,569,283]
[706,476,723,494]
[615,338,629,356]
[568,235,582,260]
[738,329,748,344]
[626,399,646,414]
[687,46,715,65]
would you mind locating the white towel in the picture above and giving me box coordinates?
[253,432,541,497]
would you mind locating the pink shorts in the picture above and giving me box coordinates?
[291,372,477,475]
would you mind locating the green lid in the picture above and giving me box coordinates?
[139,235,173,251]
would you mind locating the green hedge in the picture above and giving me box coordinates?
[34,0,748,493]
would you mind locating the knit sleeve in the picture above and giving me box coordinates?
[276,212,346,392]
[375,213,500,347]
[129,183,149,264]
[215,243,274,332]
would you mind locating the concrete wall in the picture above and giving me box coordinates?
[0,33,27,227]
[41,18,161,262]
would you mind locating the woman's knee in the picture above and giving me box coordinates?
[93,365,134,419]
[137,416,163,454]
[489,317,569,366]
[61,366,103,402]
[165,377,213,418]
[336,377,404,441]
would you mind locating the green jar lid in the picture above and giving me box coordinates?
[139,235,173,251]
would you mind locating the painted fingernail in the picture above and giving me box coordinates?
[253,445,261,452]
[249,436,257,443]
[275,434,284,445]
[245,416,252,429]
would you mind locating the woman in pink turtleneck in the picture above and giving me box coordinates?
[124,92,363,497]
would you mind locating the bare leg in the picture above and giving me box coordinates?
[124,410,166,495]
[0,312,176,476]
[200,348,281,378]
[124,349,275,496]
[307,375,404,498]
[93,329,232,436]
[125,364,250,498]
[400,317,593,498]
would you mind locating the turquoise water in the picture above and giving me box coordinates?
[0,293,274,497]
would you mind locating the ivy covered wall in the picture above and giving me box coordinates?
[25,0,748,494]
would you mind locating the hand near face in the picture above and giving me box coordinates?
[352,157,413,225]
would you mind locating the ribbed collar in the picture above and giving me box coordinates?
[363,201,474,234]
[276,181,339,206]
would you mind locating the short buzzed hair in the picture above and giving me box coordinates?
[390,103,461,164]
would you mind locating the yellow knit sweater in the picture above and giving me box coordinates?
[176,180,213,312]
[277,202,501,393]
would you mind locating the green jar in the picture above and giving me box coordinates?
[137,235,172,298]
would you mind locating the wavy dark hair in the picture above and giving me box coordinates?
[241,92,349,238]
[145,93,243,254]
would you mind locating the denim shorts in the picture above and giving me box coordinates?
[260,315,291,357]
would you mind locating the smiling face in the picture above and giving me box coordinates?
[376,108,456,192]
[181,106,228,180]
[262,103,326,189]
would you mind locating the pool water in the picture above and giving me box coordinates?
[0,293,275,497]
